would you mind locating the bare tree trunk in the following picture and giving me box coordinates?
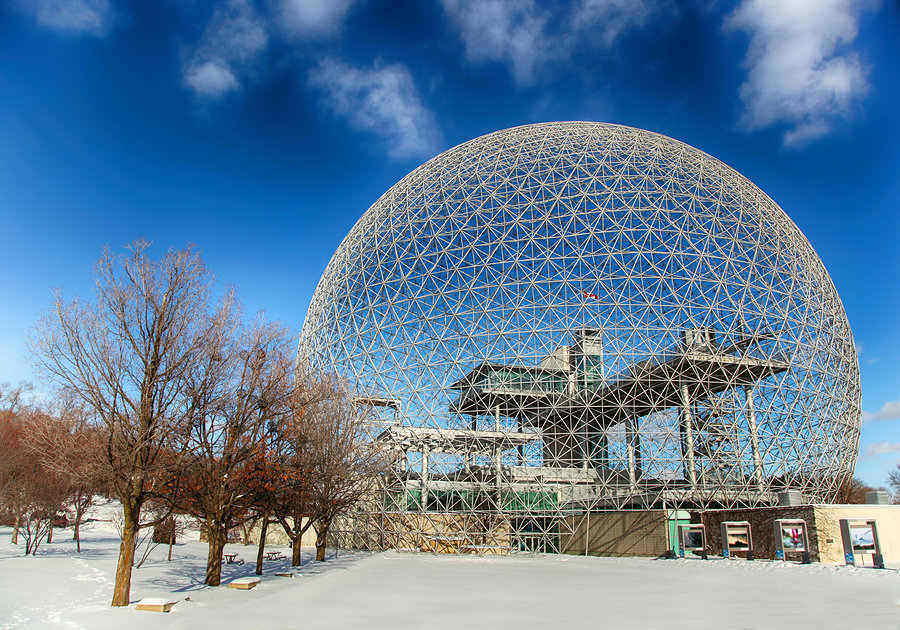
[111,511,138,606]
[167,528,175,562]
[241,518,255,546]
[315,522,328,562]
[292,534,303,566]
[205,524,227,586]
[11,514,19,544]
[47,525,53,544]
[255,515,269,576]
[73,496,86,551]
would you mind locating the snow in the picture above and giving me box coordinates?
[2,505,899,629]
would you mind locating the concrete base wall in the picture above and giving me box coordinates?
[561,510,669,557]
[701,506,818,561]
[198,517,318,547]
[333,511,512,552]
[246,517,318,547]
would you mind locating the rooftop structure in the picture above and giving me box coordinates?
[300,122,860,552]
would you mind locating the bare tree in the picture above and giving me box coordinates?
[0,382,33,414]
[0,382,35,544]
[888,466,900,504]
[0,409,27,544]
[271,377,339,567]
[5,411,71,556]
[177,317,295,586]
[24,398,107,552]
[306,388,389,562]
[837,477,878,504]
[30,240,233,606]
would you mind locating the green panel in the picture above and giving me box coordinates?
[501,490,558,512]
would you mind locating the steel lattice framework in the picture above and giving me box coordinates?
[300,122,860,554]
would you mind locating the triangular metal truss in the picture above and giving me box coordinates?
[300,122,860,554]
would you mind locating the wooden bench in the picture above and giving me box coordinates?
[228,577,261,590]
[265,551,285,561]
[135,598,179,613]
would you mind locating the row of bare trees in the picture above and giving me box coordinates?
[0,388,106,555]
[11,241,386,606]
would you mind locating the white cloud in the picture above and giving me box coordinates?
[22,0,113,36]
[308,59,442,160]
[862,400,900,423]
[184,61,239,97]
[440,0,666,85]
[439,0,552,85]
[278,0,359,36]
[726,0,877,147]
[865,441,900,457]
[183,0,268,99]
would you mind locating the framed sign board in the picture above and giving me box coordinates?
[720,521,753,559]
[773,519,809,561]
[677,524,707,558]
[839,519,883,568]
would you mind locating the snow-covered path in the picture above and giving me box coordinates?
[2,523,899,629]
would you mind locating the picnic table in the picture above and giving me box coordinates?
[224,553,244,565]
[265,551,285,561]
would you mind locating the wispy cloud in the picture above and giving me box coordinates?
[278,0,360,37]
[726,0,878,148]
[308,59,442,160]
[862,400,900,423]
[865,441,900,457]
[571,0,662,48]
[439,0,666,85]
[20,0,114,36]
[439,0,553,85]
[183,0,268,99]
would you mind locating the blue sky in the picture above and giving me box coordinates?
[0,0,897,485]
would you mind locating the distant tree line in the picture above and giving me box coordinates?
[0,241,387,607]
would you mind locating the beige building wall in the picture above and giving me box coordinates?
[561,510,669,557]
[245,517,318,548]
[811,504,900,566]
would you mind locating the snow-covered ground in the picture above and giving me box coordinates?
[2,505,899,629]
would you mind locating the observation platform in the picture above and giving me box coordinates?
[375,425,539,455]
[449,350,789,428]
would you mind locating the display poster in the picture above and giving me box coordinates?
[780,525,806,551]
[849,524,876,552]
[684,528,705,550]
[726,526,750,550]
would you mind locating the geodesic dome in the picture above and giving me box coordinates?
[300,122,859,549]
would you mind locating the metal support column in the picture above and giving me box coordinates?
[680,384,697,489]
[493,406,502,488]
[626,417,638,486]
[744,385,764,491]
[518,418,525,465]
[421,445,429,511]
